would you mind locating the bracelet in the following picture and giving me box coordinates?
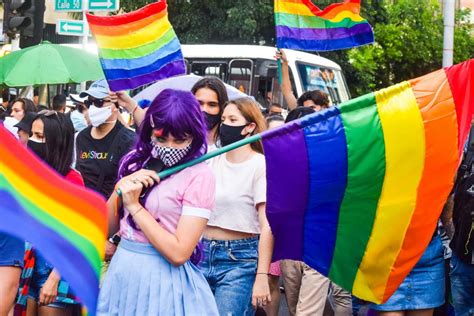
[256,272,269,275]
[130,206,144,217]
[131,104,138,116]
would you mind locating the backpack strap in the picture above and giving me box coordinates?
[454,127,474,193]
[463,127,474,173]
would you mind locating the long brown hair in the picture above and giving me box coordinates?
[224,98,266,154]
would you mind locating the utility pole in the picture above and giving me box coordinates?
[80,0,89,92]
[442,0,455,67]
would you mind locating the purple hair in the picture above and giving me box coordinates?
[119,89,207,178]
[118,89,207,264]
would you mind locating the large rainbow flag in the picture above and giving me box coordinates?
[275,0,374,51]
[86,1,186,91]
[263,59,473,303]
[0,128,108,315]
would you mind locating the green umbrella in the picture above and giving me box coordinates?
[0,41,104,87]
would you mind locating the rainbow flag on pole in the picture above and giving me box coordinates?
[0,128,108,315]
[263,59,473,303]
[275,0,374,51]
[86,1,186,91]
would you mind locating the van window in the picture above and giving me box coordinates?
[296,62,343,105]
[229,59,253,95]
[190,61,228,82]
[254,59,296,110]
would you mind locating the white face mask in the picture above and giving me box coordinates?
[88,105,112,127]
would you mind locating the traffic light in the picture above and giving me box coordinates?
[3,0,32,37]
[19,0,46,48]
[2,0,45,47]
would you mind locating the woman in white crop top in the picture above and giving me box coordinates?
[199,98,274,316]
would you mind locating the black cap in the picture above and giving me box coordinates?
[14,112,38,134]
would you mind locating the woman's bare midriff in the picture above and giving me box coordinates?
[203,225,257,241]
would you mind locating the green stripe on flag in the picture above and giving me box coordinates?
[100,28,176,60]
[275,13,365,29]
[328,93,386,290]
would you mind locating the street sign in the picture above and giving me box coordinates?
[56,20,86,36]
[55,0,83,11]
[88,0,119,11]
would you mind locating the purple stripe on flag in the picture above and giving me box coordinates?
[300,107,348,276]
[276,23,372,41]
[107,59,186,91]
[103,50,183,81]
[277,31,374,51]
[262,120,309,261]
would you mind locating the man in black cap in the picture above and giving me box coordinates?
[14,112,37,146]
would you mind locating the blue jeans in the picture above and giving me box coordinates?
[199,237,258,316]
[450,253,474,316]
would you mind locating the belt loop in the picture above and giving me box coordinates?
[225,240,229,248]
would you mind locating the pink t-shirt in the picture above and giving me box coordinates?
[120,163,216,243]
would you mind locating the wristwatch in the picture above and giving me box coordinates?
[108,234,121,246]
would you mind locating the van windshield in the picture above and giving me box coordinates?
[296,62,347,105]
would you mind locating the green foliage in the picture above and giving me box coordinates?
[348,0,473,96]
[119,0,473,97]
[120,0,275,44]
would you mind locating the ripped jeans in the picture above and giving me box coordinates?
[199,237,258,316]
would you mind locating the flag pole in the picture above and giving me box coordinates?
[277,48,283,85]
[116,134,263,197]
[158,134,262,179]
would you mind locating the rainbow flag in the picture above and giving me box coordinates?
[275,0,374,51]
[86,1,186,91]
[0,128,108,315]
[263,59,473,303]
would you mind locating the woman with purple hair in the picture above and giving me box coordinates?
[97,89,219,315]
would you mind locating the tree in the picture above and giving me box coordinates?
[120,0,275,45]
[120,0,473,97]
[347,0,473,96]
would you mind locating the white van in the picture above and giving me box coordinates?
[66,43,350,107]
[182,44,351,108]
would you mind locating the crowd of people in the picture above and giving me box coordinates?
[0,49,472,316]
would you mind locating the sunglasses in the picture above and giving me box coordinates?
[84,98,106,108]
[37,110,58,117]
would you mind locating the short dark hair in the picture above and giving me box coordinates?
[297,90,330,108]
[266,114,285,127]
[285,107,315,123]
[270,102,282,109]
[11,97,36,113]
[52,95,67,112]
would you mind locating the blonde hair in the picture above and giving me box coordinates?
[224,98,266,154]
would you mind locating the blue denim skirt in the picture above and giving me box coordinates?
[97,239,218,316]
[371,234,445,311]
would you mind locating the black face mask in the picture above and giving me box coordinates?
[219,123,248,147]
[27,139,48,162]
[204,112,221,131]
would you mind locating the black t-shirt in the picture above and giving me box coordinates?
[75,122,135,198]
